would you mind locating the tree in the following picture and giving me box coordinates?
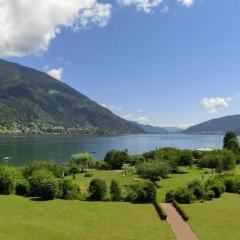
[223,132,239,154]
[104,150,130,169]
[227,138,240,155]
[110,180,122,201]
[70,153,94,172]
[179,150,193,166]
[198,150,236,173]
[88,178,107,201]
[136,161,169,181]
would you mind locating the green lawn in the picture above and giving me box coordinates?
[0,195,175,240]
[71,169,136,189]
[156,166,209,201]
[181,193,240,240]
[71,167,209,202]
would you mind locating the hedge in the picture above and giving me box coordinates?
[153,200,167,220]
[172,200,189,221]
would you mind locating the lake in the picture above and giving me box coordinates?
[0,134,224,166]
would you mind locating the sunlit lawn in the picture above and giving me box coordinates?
[71,166,209,202]
[0,195,176,240]
[181,193,240,240]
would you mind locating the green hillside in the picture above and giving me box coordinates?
[0,59,143,135]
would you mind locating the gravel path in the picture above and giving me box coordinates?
[161,203,199,240]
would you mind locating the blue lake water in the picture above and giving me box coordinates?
[0,134,224,166]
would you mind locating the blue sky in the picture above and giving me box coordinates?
[1,0,240,128]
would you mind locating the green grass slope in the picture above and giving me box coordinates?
[0,195,175,240]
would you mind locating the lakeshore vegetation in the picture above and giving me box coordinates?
[0,131,240,239]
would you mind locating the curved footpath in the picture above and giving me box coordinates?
[161,203,199,240]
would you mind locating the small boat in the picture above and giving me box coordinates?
[2,156,11,160]
[91,151,97,154]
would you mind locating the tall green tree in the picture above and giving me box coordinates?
[104,150,130,169]
[224,131,238,148]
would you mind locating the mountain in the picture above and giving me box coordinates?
[0,59,144,135]
[184,115,240,135]
[162,127,182,133]
[136,123,169,134]
[134,123,182,134]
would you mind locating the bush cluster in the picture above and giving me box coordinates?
[166,187,194,204]
[29,170,57,200]
[166,176,230,205]
[57,179,81,200]
[223,176,240,193]
[0,166,19,195]
[197,150,236,173]
[126,181,156,203]
[23,161,66,178]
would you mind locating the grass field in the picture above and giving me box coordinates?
[181,193,240,240]
[70,167,209,202]
[0,195,176,240]
[1,166,240,240]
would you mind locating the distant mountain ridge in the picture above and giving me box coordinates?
[0,59,144,135]
[184,115,240,135]
[135,123,182,134]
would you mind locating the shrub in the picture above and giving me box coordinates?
[110,180,122,201]
[203,190,215,201]
[172,200,189,221]
[173,187,194,204]
[205,178,226,198]
[84,173,93,178]
[29,170,57,200]
[187,179,204,200]
[0,166,19,195]
[88,179,107,201]
[57,179,80,200]
[16,178,29,196]
[136,161,169,181]
[223,177,238,193]
[165,190,175,203]
[24,161,65,178]
[153,200,167,220]
[126,181,156,203]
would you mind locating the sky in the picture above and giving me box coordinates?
[1,0,240,128]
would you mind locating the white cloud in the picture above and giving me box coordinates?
[137,116,150,123]
[118,0,195,12]
[118,0,163,13]
[201,97,231,114]
[101,104,122,111]
[122,114,150,124]
[0,0,111,57]
[178,0,194,7]
[136,109,143,113]
[47,68,63,80]
[123,114,134,120]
